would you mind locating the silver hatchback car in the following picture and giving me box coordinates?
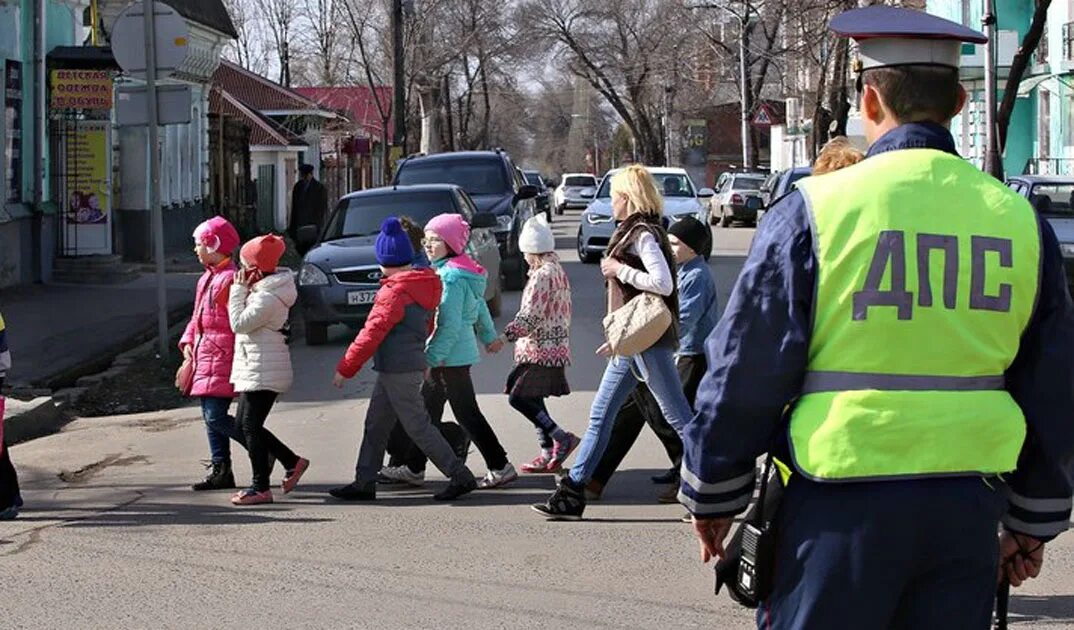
[576,167,714,263]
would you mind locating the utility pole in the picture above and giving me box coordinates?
[737,13,750,170]
[663,83,674,167]
[391,0,407,150]
[983,0,1003,180]
[32,0,45,282]
[443,74,455,151]
[143,0,168,357]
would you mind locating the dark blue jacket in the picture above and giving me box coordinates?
[679,123,1074,541]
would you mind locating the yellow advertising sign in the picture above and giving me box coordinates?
[65,121,110,225]
[51,70,113,110]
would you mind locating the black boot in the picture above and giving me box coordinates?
[192,461,236,491]
[531,477,586,520]
[329,481,376,501]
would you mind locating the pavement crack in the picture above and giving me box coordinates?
[0,490,145,557]
[57,453,151,484]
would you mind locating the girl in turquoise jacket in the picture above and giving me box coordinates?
[380,213,518,490]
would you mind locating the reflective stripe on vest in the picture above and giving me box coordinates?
[791,149,1038,481]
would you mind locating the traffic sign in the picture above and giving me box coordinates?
[111,1,190,79]
[752,105,773,127]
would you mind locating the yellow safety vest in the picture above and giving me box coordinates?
[790,148,1039,481]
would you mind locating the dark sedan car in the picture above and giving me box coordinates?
[523,169,552,221]
[296,185,501,345]
[1006,175,1074,294]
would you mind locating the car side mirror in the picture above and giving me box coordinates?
[470,212,498,229]
[516,185,539,200]
[580,188,596,199]
[697,187,715,198]
[297,224,319,250]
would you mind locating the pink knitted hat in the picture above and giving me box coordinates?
[425,213,471,255]
[193,216,240,256]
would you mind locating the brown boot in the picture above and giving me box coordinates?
[585,479,604,502]
[657,484,679,504]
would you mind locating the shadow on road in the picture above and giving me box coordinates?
[1009,594,1074,625]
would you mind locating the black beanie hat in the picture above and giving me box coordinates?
[668,216,709,256]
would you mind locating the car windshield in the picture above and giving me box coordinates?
[524,172,544,187]
[323,191,456,240]
[1029,183,1074,216]
[595,172,695,198]
[396,159,507,195]
[731,176,764,191]
[564,176,596,187]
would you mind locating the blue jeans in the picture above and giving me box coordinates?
[201,396,241,463]
[569,345,693,485]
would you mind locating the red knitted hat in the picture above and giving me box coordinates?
[240,234,286,273]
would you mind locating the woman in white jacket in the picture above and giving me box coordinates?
[228,235,309,506]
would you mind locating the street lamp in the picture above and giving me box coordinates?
[687,2,751,169]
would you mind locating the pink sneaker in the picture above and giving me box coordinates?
[520,452,553,474]
[282,457,310,494]
[550,433,580,469]
[231,488,273,505]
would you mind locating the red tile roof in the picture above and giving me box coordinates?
[294,86,393,140]
[212,60,333,115]
[209,85,307,148]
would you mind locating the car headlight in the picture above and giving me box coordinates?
[494,215,513,233]
[1061,243,1074,257]
[586,213,613,225]
[299,263,329,286]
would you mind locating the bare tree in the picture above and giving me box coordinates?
[222,0,268,74]
[521,0,689,165]
[299,0,345,86]
[997,0,1051,165]
[255,0,298,86]
[339,0,395,176]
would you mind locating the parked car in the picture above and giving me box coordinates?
[1006,174,1074,294]
[554,173,599,214]
[295,185,502,345]
[710,171,767,227]
[523,169,552,221]
[392,150,538,290]
[577,167,714,264]
[758,166,812,222]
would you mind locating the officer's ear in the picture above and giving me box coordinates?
[861,83,887,127]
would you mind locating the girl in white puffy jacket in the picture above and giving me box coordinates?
[228,235,309,506]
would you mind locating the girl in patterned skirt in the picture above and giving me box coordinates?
[503,215,580,473]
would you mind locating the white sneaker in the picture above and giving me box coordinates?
[379,465,425,487]
[478,463,519,489]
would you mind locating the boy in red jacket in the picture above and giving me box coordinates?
[329,218,478,502]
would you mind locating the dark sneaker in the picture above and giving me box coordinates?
[532,478,586,520]
[651,467,679,484]
[192,461,236,491]
[433,475,477,501]
[329,481,376,501]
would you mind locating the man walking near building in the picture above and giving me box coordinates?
[681,7,1074,628]
[288,163,328,254]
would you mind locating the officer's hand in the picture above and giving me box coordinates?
[999,531,1045,587]
[693,516,734,563]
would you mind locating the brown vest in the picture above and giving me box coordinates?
[605,214,679,350]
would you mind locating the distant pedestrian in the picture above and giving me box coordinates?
[503,215,580,475]
[813,136,865,176]
[0,311,21,520]
[329,218,478,502]
[182,217,246,491]
[288,163,328,254]
[228,234,310,505]
[381,213,518,489]
[588,216,718,503]
[533,164,694,520]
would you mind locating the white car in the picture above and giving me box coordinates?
[554,173,599,214]
[577,167,714,263]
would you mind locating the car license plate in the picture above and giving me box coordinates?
[347,291,376,306]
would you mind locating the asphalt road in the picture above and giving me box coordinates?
[1,214,1071,628]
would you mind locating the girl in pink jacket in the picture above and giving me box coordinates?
[181,217,245,491]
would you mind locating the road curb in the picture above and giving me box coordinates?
[3,396,71,445]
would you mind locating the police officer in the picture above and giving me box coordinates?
[679,7,1074,628]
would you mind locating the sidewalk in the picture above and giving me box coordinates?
[0,272,199,388]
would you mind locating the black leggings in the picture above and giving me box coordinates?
[508,394,556,450]
[234,391,299,491]
[399,366,509,473]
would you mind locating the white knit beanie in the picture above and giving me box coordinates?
[519,214,555,254]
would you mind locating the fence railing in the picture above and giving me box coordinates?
[1064,22,1074,61]
[1024,158,1074,176]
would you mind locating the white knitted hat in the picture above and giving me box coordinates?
[519,214,555,254]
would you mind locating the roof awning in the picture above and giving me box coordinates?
[1018,73,1055,97]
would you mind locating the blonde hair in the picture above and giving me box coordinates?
[610,164,663,218]
[813,137,865,175]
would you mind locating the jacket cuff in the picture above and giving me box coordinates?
[1002,487,1072,542]
[678,467,755,518]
